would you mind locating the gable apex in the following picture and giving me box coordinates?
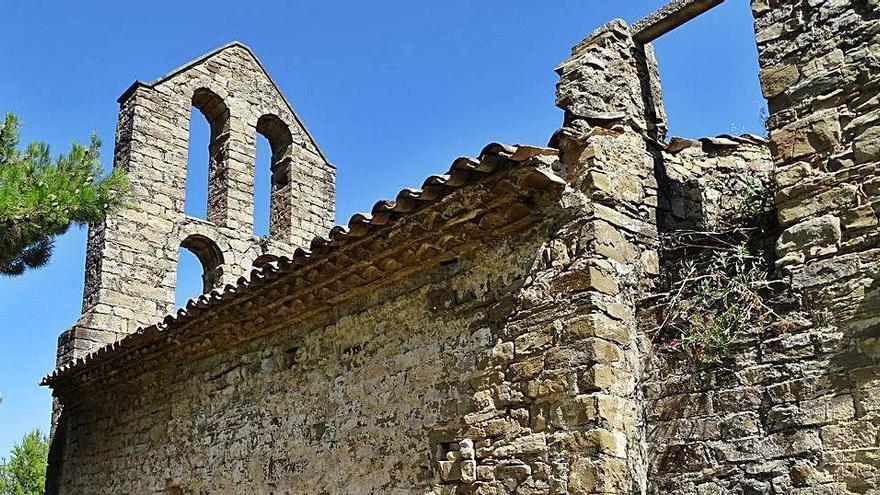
[117,41,328,163]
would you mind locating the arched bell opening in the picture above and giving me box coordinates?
[256,114,294,239]
[180,234,225,295]
[187,88,231,224]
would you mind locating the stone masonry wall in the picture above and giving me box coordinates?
[553,19,664,493]
[58,43,335,366]
[52,230,549,494]
[754,0,880,491]
[49,155,661,494]
[641,141,786,494]
[637,1,880,493]
[45,3,880,494]
[657,135,773,232]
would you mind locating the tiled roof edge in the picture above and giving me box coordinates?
[664,133,769,154]
[41,142,563,387]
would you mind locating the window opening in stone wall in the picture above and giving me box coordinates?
[256,114,293,238]
[647,0,766,139]
[175,234,224,308]
[254,132,272,237]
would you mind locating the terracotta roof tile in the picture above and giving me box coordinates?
[663,133,769,154]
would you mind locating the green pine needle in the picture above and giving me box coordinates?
[0,112,129,276]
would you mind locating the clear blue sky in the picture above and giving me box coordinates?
[0,0,765,456]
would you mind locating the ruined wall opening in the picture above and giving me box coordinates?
[636,1,776,268]
[175,234,224,307]
[187,88,230,224]
[646,0,766,139]
[256,114,293,239]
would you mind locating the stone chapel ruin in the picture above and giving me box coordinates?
[42,0,880,493]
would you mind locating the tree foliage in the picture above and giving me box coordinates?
[0,429,49,495]
[0,112,127,276]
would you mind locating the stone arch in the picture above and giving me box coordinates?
[256,114,293,188]
[256,114,295,239]
[180,234,225,294]
[190,88,232,225]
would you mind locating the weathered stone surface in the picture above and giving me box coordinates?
[769,109,841,161]
[57,42,336,367]
[556,18,666,138]
[759,63,801,99]
[44,1,880,494]
[853,124,880,163]
[777,214,841,259]
[777,184,858,227]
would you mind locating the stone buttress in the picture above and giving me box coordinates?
[547,19,666,492]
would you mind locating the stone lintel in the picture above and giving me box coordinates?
[632,0,725,43]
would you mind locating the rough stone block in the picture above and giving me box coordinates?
[564,313,632,345]
[777,214,841,258]
[777,184,858,226]
[770,109,841,161]
[760,63,801,99]
[568,456,630,494]
[853,125,880,164]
